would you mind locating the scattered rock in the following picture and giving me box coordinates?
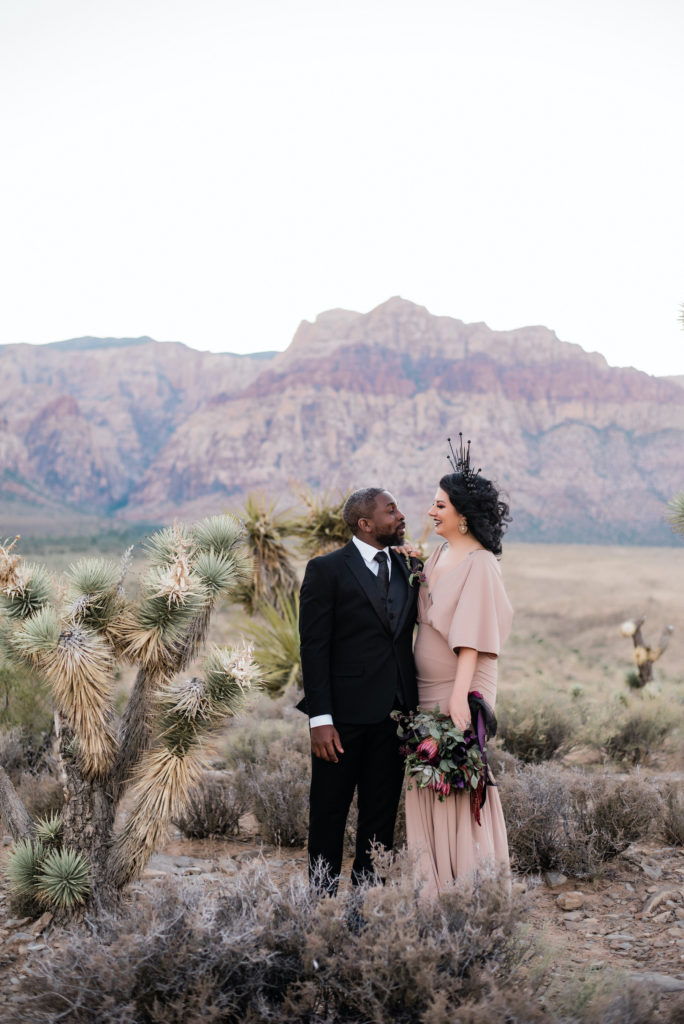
[641,888,681,916]
[630,972,684,993]
[563,911,584,922]
[29,912,52,936]
[543,871,567,888]
[235,850,261,863]
[4,918,31,931]
[639,860,663,881]
[556,891,585,911]
[605,932,635,941]
[653,910,674,924]
[217,861,238,875]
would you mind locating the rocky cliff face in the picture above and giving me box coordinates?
[2,304,682,543]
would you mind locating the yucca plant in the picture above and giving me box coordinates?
[6,837,45,901]
[34,847,91,909]
[234,492,299,614]
[0,515,257,914]
[244,593,302,697]
[34,811,64,848]
[665,491,684,538]
[291,486,350,557]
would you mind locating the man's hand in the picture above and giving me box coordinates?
[311,724,344,763]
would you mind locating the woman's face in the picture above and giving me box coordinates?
[428,487,464,538]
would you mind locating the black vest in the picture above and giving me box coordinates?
[367,557,410,707]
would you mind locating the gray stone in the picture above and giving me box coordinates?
[563,911,584,922]
[605,932,635,941]
[556,891,585,911]
[642,888,680,916]
[630,972,684,993]
[639,860,662,881]
[543,871,567,888]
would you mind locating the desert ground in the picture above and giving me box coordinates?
[1,538,683,1020]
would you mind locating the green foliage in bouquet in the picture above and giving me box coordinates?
[393,706,486,809]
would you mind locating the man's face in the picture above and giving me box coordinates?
[361,491,406,548]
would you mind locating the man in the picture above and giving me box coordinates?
[298,487,420,893]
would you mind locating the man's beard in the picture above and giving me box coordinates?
[377,525,405,547]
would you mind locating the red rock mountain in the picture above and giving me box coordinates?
[1,300,683,543]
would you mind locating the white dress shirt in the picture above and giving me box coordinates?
[309,536,392,730]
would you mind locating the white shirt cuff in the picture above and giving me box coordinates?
[309,714,334,729]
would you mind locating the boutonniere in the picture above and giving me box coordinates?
[404,552,426,588]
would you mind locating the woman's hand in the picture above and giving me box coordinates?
[449,646,478,732]
[448,696,471,732]
[392,542,422,558]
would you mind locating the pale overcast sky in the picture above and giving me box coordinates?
[1,0,683,376]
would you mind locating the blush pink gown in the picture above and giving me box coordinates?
[405,545,513,896]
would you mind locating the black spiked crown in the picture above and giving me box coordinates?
[446,433,482,489]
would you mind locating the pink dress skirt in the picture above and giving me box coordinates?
[404,546,512,897]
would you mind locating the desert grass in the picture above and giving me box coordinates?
[5,859,683,1024]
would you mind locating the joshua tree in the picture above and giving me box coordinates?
[244,592,302,697]
[0,517,257,913]
[292,486,350,557]
[619,616,674,688]
[234,492,299,614]
[666,491,684,539]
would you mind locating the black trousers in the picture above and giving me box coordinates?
[308,715,404,892]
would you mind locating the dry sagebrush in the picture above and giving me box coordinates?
[499,762,665,876]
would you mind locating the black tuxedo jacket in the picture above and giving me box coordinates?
[298,540,419,724]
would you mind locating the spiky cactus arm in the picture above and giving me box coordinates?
[106,644,258,888]
[110,514,244,801]
[110,602,213,802]
[0,764,33,840]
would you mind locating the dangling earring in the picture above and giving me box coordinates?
[458,519,469,535]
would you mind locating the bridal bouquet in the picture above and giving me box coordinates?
[392,706,488,823]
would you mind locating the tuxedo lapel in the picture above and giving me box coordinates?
[343,542,392,632]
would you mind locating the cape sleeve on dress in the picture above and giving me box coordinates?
[445,552,513,657]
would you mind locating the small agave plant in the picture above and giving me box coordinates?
[6,816,90,913]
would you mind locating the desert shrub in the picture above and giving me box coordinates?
[246,740,310,846]
[604,708,675,763]
[662,781,684,846]
[572,772,662,860]
[497,700,576,762]
[487,742,519,777]
[220,697,309,766]
[500,762,583,875]
[500,763,663,877]
[0,725,26,773]
[0,662,53,742]
[15,771,64,819]
[173,769,251,839]
[8,859,529,1024]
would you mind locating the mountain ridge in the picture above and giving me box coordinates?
[1,297,682,543]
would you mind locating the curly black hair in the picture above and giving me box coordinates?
[439,472,511,556]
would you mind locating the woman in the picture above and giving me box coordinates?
[404,441,513,896]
